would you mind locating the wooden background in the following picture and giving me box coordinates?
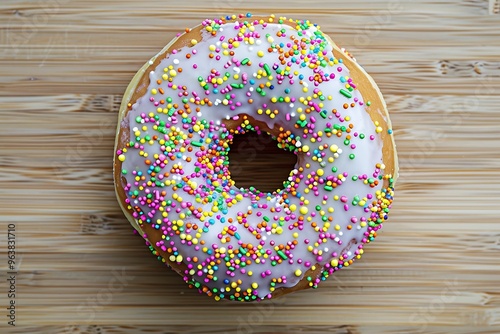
[1,0,500,333]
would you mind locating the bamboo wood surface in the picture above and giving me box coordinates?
[1,0,500,333]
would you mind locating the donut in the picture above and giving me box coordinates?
[114,14,398,301]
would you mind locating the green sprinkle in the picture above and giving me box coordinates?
[263,216,270,222]
[296,119,307,127]
[339,89,352,98]
[241,58,250,65]
[263,63,272,76]
[191,141,203,147]
[324,185,333,191]
[277,250,288,260]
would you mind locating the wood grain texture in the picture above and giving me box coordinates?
[1,0,500,333]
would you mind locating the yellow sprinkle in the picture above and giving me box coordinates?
[118,154,126,162]
[300,206,308,215]
[190,39,198,46]
[294,269,302,277]
[330,259,338,267]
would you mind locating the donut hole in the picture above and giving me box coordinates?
[228,131,297,193]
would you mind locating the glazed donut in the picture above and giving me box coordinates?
[114,14,398,301]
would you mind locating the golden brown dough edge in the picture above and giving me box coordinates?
[113,15,398,300]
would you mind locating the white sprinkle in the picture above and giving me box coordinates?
[173,59,180,65]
